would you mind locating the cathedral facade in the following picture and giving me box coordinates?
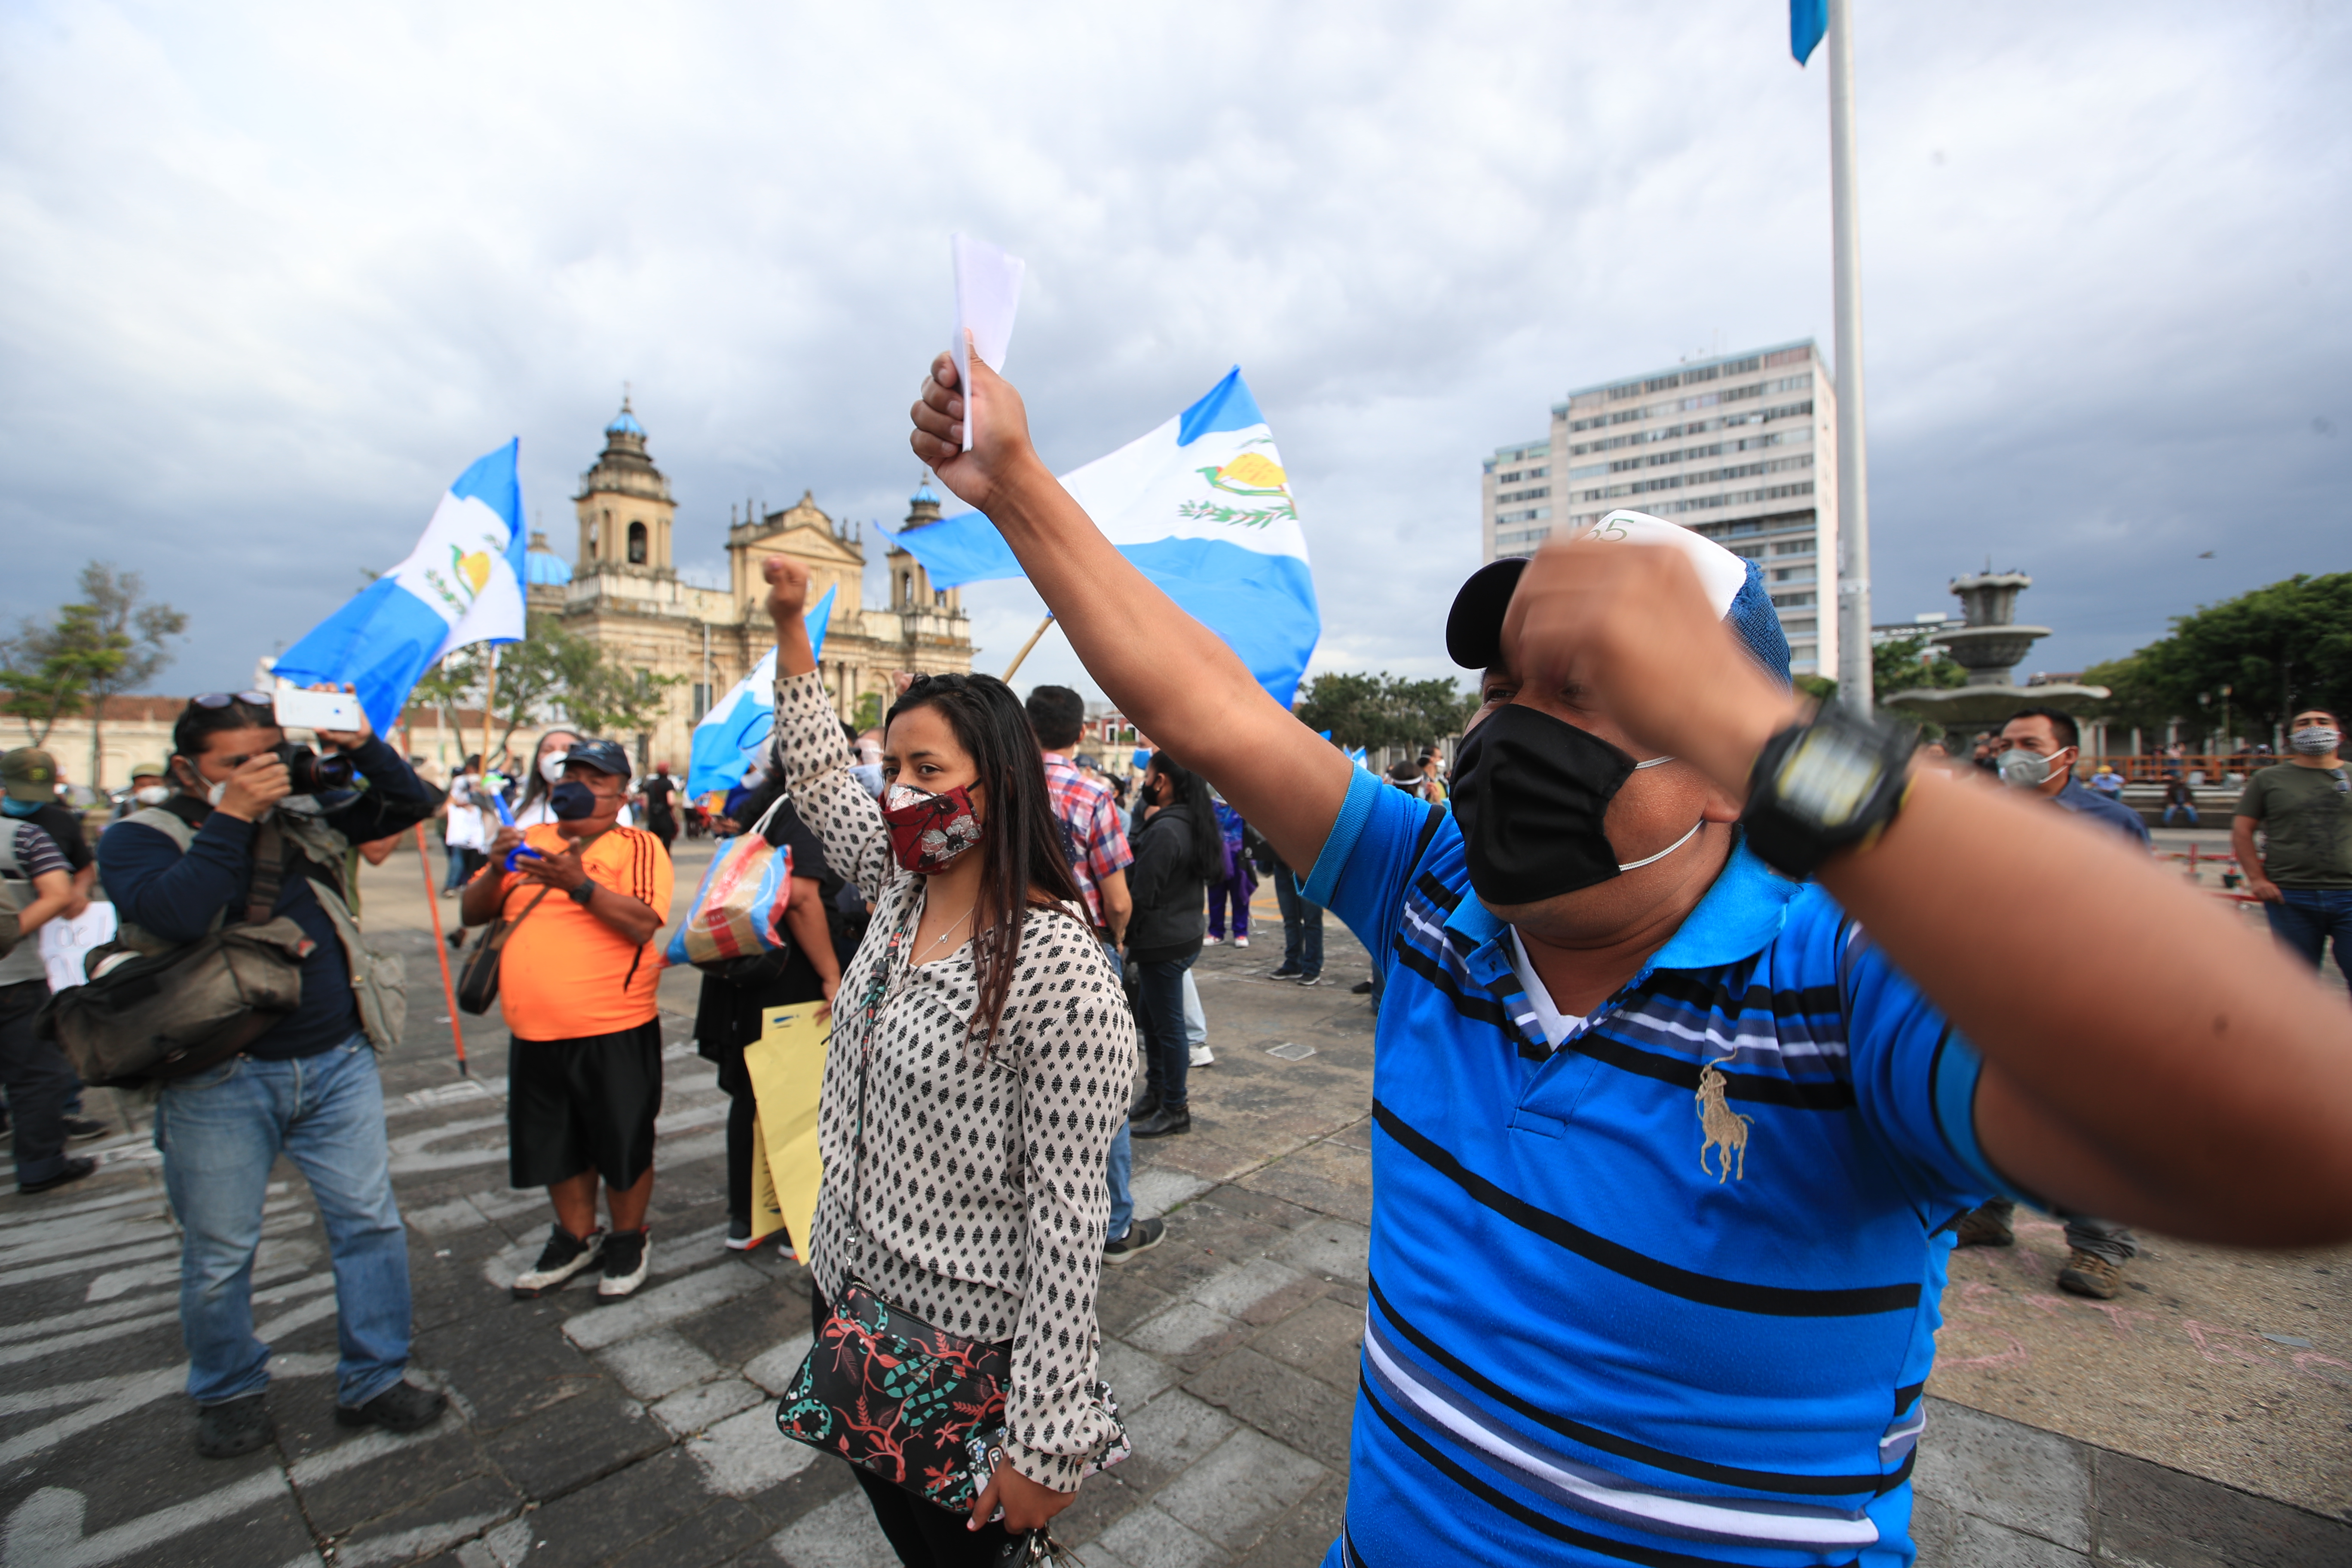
[525,399,974,772]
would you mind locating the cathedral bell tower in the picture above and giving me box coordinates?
[887,480,962,614]
[575,394,677,578]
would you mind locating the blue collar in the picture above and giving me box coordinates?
[1442,834,1801,977]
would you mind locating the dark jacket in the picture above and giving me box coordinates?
[1126,802,1211,963]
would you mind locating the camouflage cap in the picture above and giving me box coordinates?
[0,748,59,804]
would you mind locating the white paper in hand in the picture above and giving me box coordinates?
[952,233,1025,451]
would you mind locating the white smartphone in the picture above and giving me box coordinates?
[273,688,363,732]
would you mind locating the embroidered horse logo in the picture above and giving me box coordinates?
[1696,1061,1753,1183]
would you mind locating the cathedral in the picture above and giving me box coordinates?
[523,398,975,770]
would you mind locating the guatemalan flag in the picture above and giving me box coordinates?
[275,442,527,736]
[889,369,1321,708]
[685,585,835,798]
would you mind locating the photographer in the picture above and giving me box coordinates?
[98,689,444,1461]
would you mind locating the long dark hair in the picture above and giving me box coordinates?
[1146,752,1223,880]
[517,727,583,812]
[886,672,1082,1053]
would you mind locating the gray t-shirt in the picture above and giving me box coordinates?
[2236,763,2352,888]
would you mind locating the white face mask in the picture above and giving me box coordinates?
[1998,745,2072,789]
[205,779,230,808]
[2291,726,2341,756]
[133,785,171,806]
[541,753,570,785]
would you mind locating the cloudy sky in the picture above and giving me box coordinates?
[3,0,2346,706]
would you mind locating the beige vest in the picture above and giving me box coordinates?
[0,822,51,987]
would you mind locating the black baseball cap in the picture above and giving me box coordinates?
[561,739,632,778]
[1445,558,1530,670]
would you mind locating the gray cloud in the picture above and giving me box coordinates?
[2,0,2345,707]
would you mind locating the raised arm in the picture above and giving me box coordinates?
[760,558,897,900]
[1500,536,2352,1246]
[909,354,1352,872]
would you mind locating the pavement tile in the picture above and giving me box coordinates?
[1056,1469,1146,1547]
[1928,1512,2094,1567]
[1197,1185,1317,1232]
[598,1328,725,1402]
[288,1420,499,1538]
[1096,1271,1180,1338]
[1245,1298,1366,1391]
[606,1496,780,1568]
[688,1401,822,1498]
[1226,1474,1348,1568]
[1152,1428,1326,1550]
[1172,1208,1293,1271]
[741,1330,815,1396]
[1184,1347,1356,1470]
[2090,1447,2352,1567]
[1108,1386,1241,1497]
[481,1390,669,1502]
[1232,1273,1335,1330]
[417,1299,608,1431]
[0,1478,322,1568]
[1099,1336,1181,1409]
[653,1375,766,1436]
[1131,1168,1215,1217]
[328,1471,522,1567]
[1270,1219,1369,1283]
[1914,1398,2092,1553]
[675,1271,814,1367]
[767,1488,903,1568]
[1127,1301,1249,1369]
[1185,1257,1307,1320]
[1088,1501,1229,1568]
[561,1258,771,1352]
[1234,1152,1372,1229]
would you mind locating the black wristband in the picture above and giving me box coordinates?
[1740,706,1917,879]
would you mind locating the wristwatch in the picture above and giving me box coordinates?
[568,881,597,907]
[1740,705,1917,879]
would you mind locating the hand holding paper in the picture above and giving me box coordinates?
[951,233,1024,451]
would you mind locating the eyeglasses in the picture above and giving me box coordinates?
[192,692,273,709]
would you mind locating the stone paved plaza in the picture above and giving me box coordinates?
[0,834,2346,1566]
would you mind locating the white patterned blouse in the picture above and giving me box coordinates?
[772,668,1134,1488]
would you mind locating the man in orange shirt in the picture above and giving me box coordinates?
[464,738,674,1301]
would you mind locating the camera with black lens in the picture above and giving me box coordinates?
[274,743,357,795]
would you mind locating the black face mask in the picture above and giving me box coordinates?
[1451,704,1702,907]
[549,780,600,821]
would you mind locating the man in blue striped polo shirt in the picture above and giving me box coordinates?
[906,353,2352,1568]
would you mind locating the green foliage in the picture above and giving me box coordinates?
[1794,674,1838,705]
[851,691,884,733]
[1292,671,1476,752]
[2082,574,2352,739]
[482,614,687,760]
[1874,632,1967,695]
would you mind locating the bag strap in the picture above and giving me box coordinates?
[846,896,920,1257]
[245,822,288,927]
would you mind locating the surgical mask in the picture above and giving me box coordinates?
[1997,747,2070,789]
[206,780,230,808]
[541,754,570,785]
[880,782,983,873]
[2291,726,2340,756]
[134,785,171,806]
[549,780,600,821]
[0,799,39,819]
[1449,704,1694,906]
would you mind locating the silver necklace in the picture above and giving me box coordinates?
[910,906,974,966]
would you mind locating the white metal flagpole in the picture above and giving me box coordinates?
[1827,0,1873,714]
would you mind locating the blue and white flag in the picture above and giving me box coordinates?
[685,586,835,798]
[1791,0,1826,64]
[275,441,527,736]
[889,369,1321,707]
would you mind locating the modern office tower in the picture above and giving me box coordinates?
[1481,339,1839,677]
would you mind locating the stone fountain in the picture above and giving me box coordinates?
[1880,570,2110,726]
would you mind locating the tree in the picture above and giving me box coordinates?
[1292,671,1477,753]
[851,691,884,733]
[1802,633,1968,712]
[2,602,113,747]
[476,614,687,766]
[77,563,187,784]
[2113,574,2352,743]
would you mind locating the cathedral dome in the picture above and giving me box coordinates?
[577,392,672,504]
[525,530,573,586]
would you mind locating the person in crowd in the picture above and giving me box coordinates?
[764,559,1131,1559]
[469,739,673,1302]
[2234,708,2351,988]
[690,764,843,1256]
[1124,751,1220,1139]
[0,799,90,1194]
[115,760,173,819]
[1203,793,1255,949]
[2089,760,2127,800]
[1260,832,1323,986]
[1417,745,1449,803]
[1950,708,2150,1300]
[2163,773,2200,827]
[512,727,635,829]
[101,689,442,1458]
[1024,684,1162,1262]
[2,748,108,1141]
[637,759,682,850]
[908,351,2352,1568]
[441,753,487,895]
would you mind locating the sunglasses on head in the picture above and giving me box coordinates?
[192,691,274,709]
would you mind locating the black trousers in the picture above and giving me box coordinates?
[809,1287,1018,1568]
[0,978,76,1183]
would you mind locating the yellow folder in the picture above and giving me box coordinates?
[742,1000,832,1255]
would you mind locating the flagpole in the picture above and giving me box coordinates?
[479,646,499,769]
[413,821,469,1076]
[1828,0,1872,715]
[1001,613,1057,683]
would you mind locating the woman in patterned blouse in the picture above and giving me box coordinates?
[762,556,1134,1562]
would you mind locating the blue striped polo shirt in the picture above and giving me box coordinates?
[1305,769,2010,1568]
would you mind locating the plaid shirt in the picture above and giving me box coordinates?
[1041,751,1133,926]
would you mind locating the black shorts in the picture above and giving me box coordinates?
[507,1020,664,1189]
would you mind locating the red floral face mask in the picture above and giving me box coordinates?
[881,783,983,873]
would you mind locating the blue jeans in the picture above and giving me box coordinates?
[1098,941,1135,1242]
[2162,803,2199,826]
[1137,952,1198,1111]
[2265,887,2352,988]
[155,1037,413,1409]
[1274,870,1323,977]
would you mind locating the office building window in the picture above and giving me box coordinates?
[1772,591,1816,609]
[1771,539,1814,555]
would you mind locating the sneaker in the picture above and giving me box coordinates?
[1296,973,1323,988]
[1954,1205,2014,1249]
[62,1116,110,1142]
[1268,965,1302,980]
[1202,934,1222,946]
[1189,1042,1215,1067]
[598,1229,651,1300]
[725,1216,756,1251]
[18,1156,98,1196]
[1132,1105,1191,1139]
[1349,980,1373,995]
[511,1224,605,1298]
[776,1238,800,1263]
[1232,936,1250,949]
[2056,1249,2124,1300]
[334,1379,448,1433]
[195,1393,274,1459]
[1103,1215,1166,1263]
